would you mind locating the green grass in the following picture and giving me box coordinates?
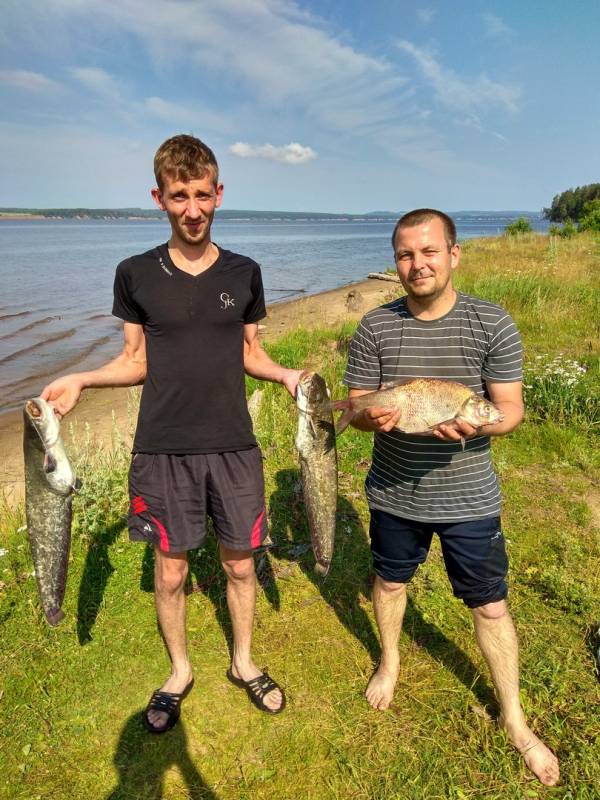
[1,235,599,799]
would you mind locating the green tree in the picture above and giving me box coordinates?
[578,199,600,233]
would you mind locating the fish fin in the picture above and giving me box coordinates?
[309,417,318,438]
[43,453,57,473]
[330,398,350,411]
[73,477,83,491]
[335,408,355,435]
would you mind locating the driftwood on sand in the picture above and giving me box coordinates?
[367,272,402,283]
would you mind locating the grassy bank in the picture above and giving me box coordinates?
[0,234,599,799]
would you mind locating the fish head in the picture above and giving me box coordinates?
[24,397,77,495]
[297,371,330,413]
[460,396,504,427]
[24,397,60,447]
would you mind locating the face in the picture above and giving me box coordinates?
[393,217,460,304]
[151,172,223,248]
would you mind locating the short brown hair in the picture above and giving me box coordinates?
[391,208,457,251]
[154,134,219,191]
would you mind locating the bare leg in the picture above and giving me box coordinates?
[147,548,194,729]
[220,545,283,712]
[471,600,559,786]
[366,577,407,710]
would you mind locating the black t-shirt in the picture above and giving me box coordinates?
[112,243,266,453]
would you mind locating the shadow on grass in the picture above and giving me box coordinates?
[268,467,380,662]
[77,518,126,645]
[107,712,218,799]
[403,597,497,711]
[139,537,234,659]
[269,467,496,709]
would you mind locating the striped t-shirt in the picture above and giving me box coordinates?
[343,292,522,522]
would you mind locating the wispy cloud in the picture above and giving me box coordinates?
[482,13,512,38]
[230,142,317,165]
[70,67,122,102]
[143,96,232,133]
[417,8,435,25]
[0,69,61,92]
[397,40,520,113]
[35,0,434,162]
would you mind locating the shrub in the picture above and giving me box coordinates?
[559,218,578,238]
[504,216,533,235]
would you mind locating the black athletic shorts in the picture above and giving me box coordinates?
[127,448,268,553]
[369,509,509,608]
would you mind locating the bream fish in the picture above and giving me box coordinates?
[332,378,503,436]
[23,397,79,625]
[295,372,338,576]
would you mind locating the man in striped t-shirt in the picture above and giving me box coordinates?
[343,209,559,786]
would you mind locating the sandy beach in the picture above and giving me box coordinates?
[1,275,399,506]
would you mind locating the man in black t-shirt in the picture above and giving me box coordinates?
[42,135,302,732]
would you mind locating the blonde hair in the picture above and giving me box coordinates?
[154,134,219,191]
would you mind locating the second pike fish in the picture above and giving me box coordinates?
[295,372,337,576]
[23,397,80,625]
[332,378,503,436]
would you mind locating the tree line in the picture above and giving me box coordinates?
[543,183,600,222]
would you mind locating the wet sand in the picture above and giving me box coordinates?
[0,276,400,507]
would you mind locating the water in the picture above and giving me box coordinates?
[0,213,548,412]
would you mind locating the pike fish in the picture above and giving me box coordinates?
[295,372,338,576]
[332,378,503,436]
[23,397,79,625]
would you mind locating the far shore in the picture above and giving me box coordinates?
[0,275,399,507]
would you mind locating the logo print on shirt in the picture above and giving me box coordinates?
[220,292,235,309]
[158,254,172,276]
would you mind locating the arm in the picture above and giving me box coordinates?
[243,323,303,398]
[41,322,147,417]
[432,380,524,443]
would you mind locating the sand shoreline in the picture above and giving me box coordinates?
[1,275,400,506]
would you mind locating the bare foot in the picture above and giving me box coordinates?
[365,661,399,710]
[231,662,284,712]
[500,717,559,786]
[146,669,193,730]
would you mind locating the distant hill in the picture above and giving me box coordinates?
[0,206,400,221]
[0,207,542,221]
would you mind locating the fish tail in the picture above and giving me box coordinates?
[45,606,65,626]
[335,407,356,435]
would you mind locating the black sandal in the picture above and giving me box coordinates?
[226,668,286,714]
[142,678,194,734]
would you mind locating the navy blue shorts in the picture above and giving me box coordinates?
[128,448,268,554]
[369,509,508,608]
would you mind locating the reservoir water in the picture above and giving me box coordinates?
[0,213,548,411]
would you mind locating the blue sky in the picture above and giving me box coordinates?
[1,0,599,213]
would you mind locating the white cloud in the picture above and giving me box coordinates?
[417,8,435,25]
[482,13,512,38]
[230,142,317,165]
[70,67,122,102]
[397,40,520,113]
[0,69,61,92]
